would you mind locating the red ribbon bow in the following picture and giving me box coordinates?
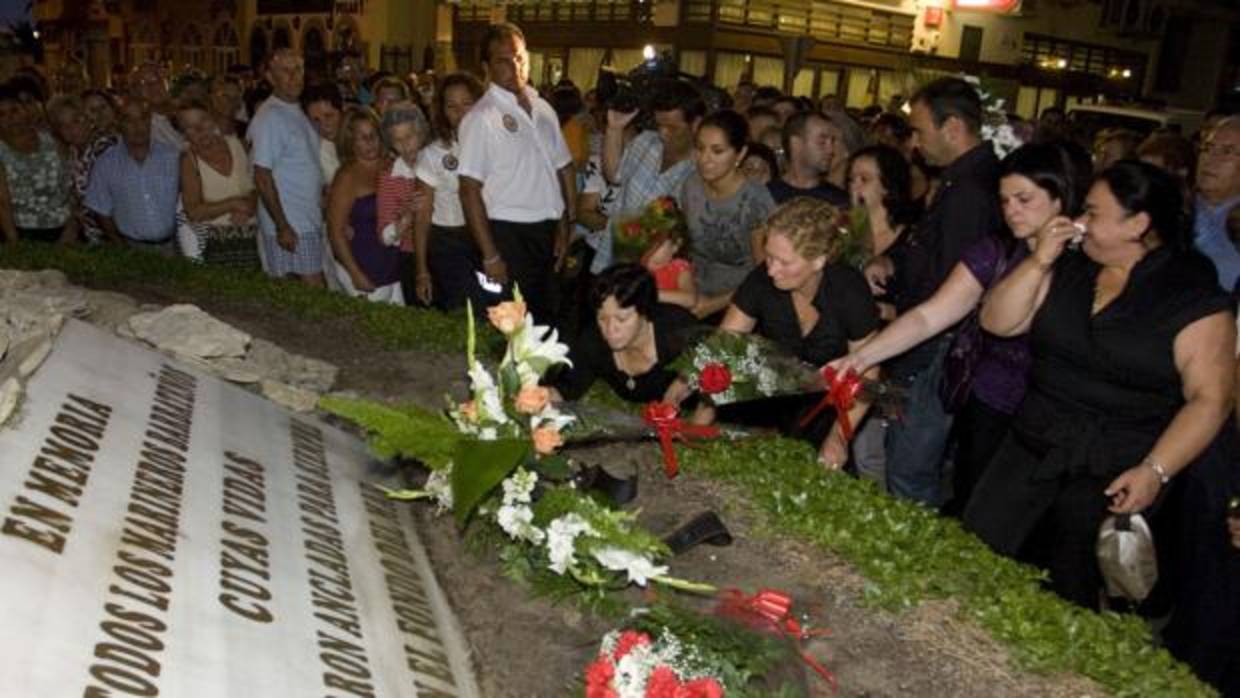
[799,366,863,441]
[716,588,837,692]
[641,401,719,479]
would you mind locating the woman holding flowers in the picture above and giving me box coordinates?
[717,197,881,468]
[551,264,699,405]
[681,110,776,319]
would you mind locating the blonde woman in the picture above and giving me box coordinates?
[327,107,404,303]
[176,100,259,267]
[716,197,881,468]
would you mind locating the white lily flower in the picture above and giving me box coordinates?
[592,547,669,587]
[546,513,596,575]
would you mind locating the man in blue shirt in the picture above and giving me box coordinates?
[84,98,180,254]
[1194,116,1240,293]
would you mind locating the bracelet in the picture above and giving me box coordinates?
[1142,457,1171,485]
[482,254,501,265]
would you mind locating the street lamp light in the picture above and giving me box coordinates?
[643,45,655,61]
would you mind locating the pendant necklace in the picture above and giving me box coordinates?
[625,375,636,391]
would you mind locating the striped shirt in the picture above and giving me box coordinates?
[377,157,418,253]
[84,139,181,241]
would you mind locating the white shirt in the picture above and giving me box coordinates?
[150,113,186,151]
[416,139,466,228]
[457,83,571,223]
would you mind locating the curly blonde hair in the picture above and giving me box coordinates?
[756,197,845,261]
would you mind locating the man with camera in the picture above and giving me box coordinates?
[601,79,705,217]
[458,22,576,324]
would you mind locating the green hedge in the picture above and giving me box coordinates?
[5,243,1215,697]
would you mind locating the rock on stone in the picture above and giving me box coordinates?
[127,304,250,359]
[207,357,263,384]
[261,380,320,413]
[0,378,20,427]
[84,290,142,333]
[0,330,8,364]
[244,338,337,392]
[18,339,52,378]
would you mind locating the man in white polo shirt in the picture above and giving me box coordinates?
[458,22,576,323]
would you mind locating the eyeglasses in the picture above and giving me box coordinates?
[1199,143,1240,159]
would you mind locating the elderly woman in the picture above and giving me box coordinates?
[47,95,114,246]
[971,161,1234,611]
[412,72,488,309]
[374,101,433,306]
[551,264,698,404]
[175,100,259,268]
[716,197,881,467]
[328,107,404,303]
[681,109,777,318]
[0,84,74,244]
[833,143,1089,513]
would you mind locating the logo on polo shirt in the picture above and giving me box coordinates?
[442,154,459,171]
[502,114,519,133]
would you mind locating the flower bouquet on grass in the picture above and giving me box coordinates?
[669,332,821,406]
[584,592,835,698]
[613,196,687,263]
[329,288,711,597]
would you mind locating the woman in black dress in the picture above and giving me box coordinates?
[552,264,699,405]
[972,161,1235,612]
[717,197,881,468]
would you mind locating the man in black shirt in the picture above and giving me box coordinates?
[767,111,849,208]
[871,77,1003,507]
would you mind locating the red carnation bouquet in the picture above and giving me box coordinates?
[613,196,688,263]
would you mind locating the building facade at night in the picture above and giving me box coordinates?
[24,0,1240,114]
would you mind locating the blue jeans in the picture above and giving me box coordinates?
[884,339,954,507]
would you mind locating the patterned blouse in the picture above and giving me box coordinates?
[72,133,119,243]
[0,131,72,230]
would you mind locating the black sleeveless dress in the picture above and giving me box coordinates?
[963,247,1231,608]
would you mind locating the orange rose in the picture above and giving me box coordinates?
[514,385,550,414]
[459,400,479,422]
[532,426,563,455]
[487,300,527,335]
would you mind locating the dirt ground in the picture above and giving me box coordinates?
[92,279,1108,698]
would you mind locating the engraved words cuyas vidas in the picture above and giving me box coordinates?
[0,320,478,697]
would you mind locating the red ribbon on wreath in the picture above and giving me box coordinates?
[716,588,837,692]
[641,401,720,479]
[798,366,863,440]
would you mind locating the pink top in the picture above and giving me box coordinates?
[652,258,692,291]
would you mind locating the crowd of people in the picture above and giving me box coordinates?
[2,22,1238,694]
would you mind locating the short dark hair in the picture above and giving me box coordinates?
[649,79,707,124]
[849,145,919,228]
[911,77,982,133]
[999,142,1091,220]
[300,82,343,112]
[0,83,19,105]
[744,141,780,179]
[871,112,912,142]
[781,110,826,160]
[1097,160,1189,252]
[433,72,485,144]
[697,109,749,152]
[754,86,782,102]
[590,263,658,318]
[550,84,583,126]
[480,22,526,64]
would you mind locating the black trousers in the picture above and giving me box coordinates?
[943,395,1013,518]
[491,218,558,324]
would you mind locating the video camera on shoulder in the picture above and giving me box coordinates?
[595,51,729,125]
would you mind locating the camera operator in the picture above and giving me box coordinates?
[601,79,705,215]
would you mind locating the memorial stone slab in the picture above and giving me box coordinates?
[0,320,478,697]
